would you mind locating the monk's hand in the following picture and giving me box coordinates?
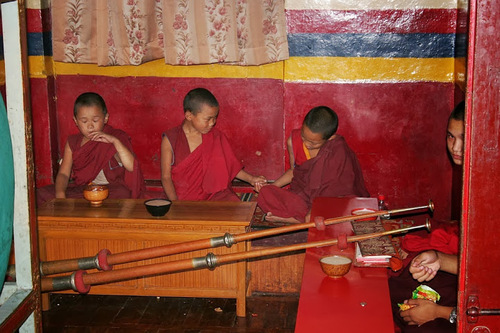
[409,250,440,282]
[254,180,268,192]
[251,175,267,189]
[400,299,439,326]
[89,131,116,144]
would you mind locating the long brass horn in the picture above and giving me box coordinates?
[37,200,434,276]
[41,220,431,293]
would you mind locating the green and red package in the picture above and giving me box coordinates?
[398,284,441,311]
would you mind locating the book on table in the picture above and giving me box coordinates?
[351,219,397,267]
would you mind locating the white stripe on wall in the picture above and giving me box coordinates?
[285,0,459,10]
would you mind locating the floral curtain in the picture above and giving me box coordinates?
[51,0,289,66]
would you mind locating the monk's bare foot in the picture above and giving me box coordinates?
[264,212,301,223]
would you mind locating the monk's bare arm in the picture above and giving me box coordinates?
[236,170,266,186]
[160,137,178,200]
[88,131,135,171]
[409,251,458,282]
[54,142,73,198]
[438,252,458,275]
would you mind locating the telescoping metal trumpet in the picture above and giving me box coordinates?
[36,200,433,277]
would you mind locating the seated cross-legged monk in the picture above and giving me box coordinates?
[255,106,369,223]
[37,92,145,205]
[161,87,266,201]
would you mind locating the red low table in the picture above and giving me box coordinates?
[295,197,394,333]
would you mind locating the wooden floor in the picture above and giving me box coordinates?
[42,294,299,332]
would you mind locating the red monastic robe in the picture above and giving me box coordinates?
[258,135,369,222]
[37,125,145,205]
[164,125,242,201]
[389,222,459,332]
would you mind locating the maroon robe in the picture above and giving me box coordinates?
[37,125,145,205]
[164,125,242,201]
[258,135,369,222]
[389,257,457,333]
[389,222,458,332]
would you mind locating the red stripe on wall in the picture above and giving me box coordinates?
[286,9,458,34]
[27,8,51,33]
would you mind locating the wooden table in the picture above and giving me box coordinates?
[37,199,256,316]
[294,197,394,332]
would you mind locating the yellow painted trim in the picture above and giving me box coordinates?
[30,56,456,83]
[454,57,466,91]
[0,60,5,85]
[53,59,285,80]
[285,0,459,10]
[284,57,455,82]
[28,56,54,78]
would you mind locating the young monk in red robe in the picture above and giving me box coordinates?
[161,88,266,201]
[389,101,464,332]
[37,92,145,205]
[255,106,369,223]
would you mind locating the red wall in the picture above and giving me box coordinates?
[22,3,465,221]
[47,75,457,219]
[52,75,285,180]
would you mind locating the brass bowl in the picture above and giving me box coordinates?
[83,184,109,207]
[319,255,352,278]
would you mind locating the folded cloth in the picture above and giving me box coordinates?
[402,222,459,255]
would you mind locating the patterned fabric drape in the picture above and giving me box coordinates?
[51,0,289,66]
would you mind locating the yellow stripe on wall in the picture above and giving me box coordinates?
[29,56,54,78]
[52,58,284,80]
[28,56,455,83]
[0,60,4,85]
[285,57,455,82]
[454,57,466,91]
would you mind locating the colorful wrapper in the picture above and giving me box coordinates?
[398,284,441,311]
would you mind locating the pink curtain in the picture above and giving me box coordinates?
[52,0,289,66]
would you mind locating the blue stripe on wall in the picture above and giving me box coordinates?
[288,33,457,58]
[27,32,52,56]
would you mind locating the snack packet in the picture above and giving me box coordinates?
[398,285,441,311]
[412,285,441,302]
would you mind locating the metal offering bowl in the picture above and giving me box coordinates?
[83,184,109,207]
[319,255,352,278]
[144,198,172,217]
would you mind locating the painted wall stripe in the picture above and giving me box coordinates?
[28,56,53,78]
[27,32,52,56]
[26,0,50,10]
[51,58,284,79]
[285,0,460,10]
[286,9,457,34]
[288,33,457,58]
[27,8,51,33]
[33,56,454,83]
[0,60,4,84]
[284,57,455,82]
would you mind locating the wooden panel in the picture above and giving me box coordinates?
[248,249,305,294]
[38,199,255,317]
[460,0,500,330]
